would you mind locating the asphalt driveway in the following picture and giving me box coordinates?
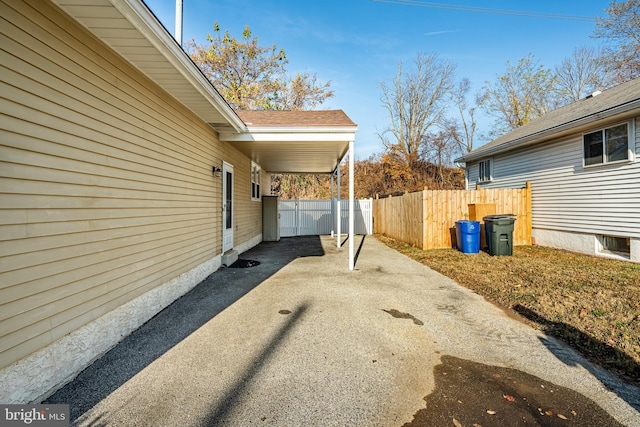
[46,235,640,426]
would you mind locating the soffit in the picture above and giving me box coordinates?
[51,0,245,133]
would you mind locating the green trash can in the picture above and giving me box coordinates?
[483,215,516,256]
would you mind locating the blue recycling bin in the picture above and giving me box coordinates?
[456,220,481,254]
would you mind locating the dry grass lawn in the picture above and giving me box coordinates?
[376,235,640,386]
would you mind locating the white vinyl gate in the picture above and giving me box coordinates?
[279,199,373,237]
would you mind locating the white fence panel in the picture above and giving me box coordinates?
[279,200,298,237]
[279,199,372,237]
[298,200,334,235]
[340,199,372,236]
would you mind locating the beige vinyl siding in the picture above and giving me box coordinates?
[472,117,640,238]
[0,0,256,370]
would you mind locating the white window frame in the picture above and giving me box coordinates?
[477,158,492,183]
[583,120,635,168]
[251,162,261,201]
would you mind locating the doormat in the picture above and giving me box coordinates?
[228,259,261,268]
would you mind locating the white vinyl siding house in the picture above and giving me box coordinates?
[457,79,640,263]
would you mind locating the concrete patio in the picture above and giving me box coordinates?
[46,236,640,426]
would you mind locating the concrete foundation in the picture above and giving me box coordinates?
[222,234,263,266]
[0,256,222,404]
[236,233,262,255]
[533,228,639,263]
[1,233,263,403]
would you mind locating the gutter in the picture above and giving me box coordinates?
[455,98,640,163]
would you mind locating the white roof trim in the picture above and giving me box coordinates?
[221,127,358,142]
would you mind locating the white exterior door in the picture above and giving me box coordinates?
[222,162,234,252]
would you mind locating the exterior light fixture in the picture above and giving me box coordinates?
[212,166,222,177]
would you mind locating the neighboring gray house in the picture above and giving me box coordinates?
[455,77,640,263]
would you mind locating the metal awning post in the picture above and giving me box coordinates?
[348,141,355,270]
[330,172,335,237]
[336,160,341,248]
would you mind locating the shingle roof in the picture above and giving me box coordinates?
[456,77,640,163]
[236,110,356,127]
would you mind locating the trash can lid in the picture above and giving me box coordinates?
[483,214,516,220]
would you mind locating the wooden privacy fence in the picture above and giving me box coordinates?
[373,183,532,250]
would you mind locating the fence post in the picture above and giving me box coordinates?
[422,189,429,250]
[295,199,300,236]
[368,198,374,235]
[525,181,533,245]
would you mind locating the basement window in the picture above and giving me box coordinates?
[599,235,631,257]
[583,122,633,166]
[251,162,261,201]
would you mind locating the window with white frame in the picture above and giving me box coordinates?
[583,121,633,166]
[477,159,492,182]
[251,162,261,200]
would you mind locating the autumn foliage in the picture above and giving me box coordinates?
[271,154,464,200]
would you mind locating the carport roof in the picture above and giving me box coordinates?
[237,110,356,127]
[51,0,357,174]
[221,111,358,174]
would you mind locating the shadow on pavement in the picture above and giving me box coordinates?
[513,304,640,411]
[44,236,324,422]
[354,235,366,266]
[202,302,309,426]
[336,234,367,268]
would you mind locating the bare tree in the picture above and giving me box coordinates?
[554,46,615,103]
[379,53,456,168]
[480,54,558,136]
[593,0,640,83]
[275,72,334,110]
[450,78,478,153]
[594,0,640,44]
[421,123,461,188]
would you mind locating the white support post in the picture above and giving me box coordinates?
[336,161,341,248]
[331,172,335,237]
[348,141,355,270]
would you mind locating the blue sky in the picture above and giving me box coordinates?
[143,0,612,159]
